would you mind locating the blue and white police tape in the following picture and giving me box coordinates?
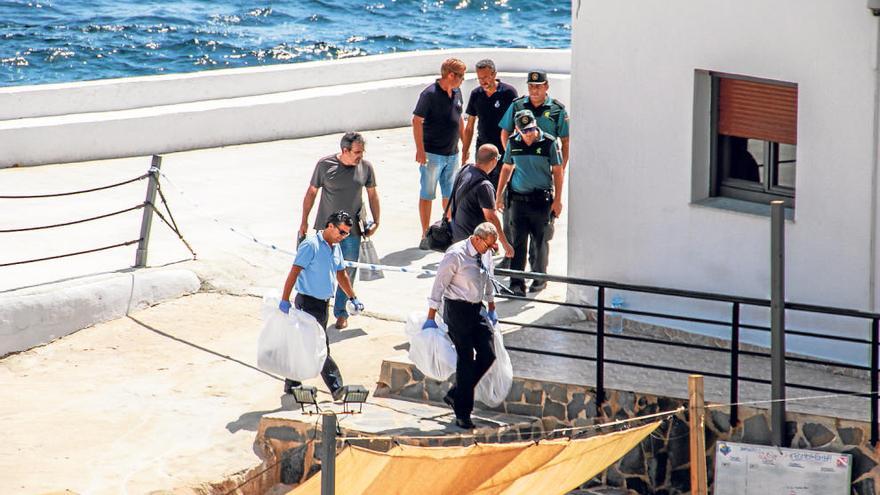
[157,171,297,257]
[342,260,436,276]
[155,169,511,293]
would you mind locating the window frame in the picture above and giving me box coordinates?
[709,73,797,209]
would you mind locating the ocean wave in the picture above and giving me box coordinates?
[1,0,570,86]
[1,56,29,67]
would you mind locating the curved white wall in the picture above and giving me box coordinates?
[0,48,570,167]
[0,49,570,120]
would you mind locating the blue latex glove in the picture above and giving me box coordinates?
[422,319,438,330]
[487,310,498,326]
[348,297,365,315]
[279,300,291,314]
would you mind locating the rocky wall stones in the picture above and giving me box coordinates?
[378,358,880,494]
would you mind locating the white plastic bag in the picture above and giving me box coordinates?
[257,290,328,381]
[475,317,514,407]
[404,312,457,381]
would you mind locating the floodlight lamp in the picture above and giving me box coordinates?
[292,385,320,414]
[341,385,369,414]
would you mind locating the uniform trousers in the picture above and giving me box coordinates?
[443,299,496,421]
[508,194,553,291]
[284,293,344,394]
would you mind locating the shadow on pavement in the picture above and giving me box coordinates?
[379,247,431,267]
[326,326,367,344]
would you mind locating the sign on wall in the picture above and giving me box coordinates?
[714,441,851,495]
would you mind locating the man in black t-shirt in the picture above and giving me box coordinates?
[451,144,513,259]
[413,58,466,249]
[462,59,518,190]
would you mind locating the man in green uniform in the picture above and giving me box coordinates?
[499,70,570,170]
[495,110,564,296]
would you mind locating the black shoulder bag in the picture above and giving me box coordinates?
[425,171,485,253]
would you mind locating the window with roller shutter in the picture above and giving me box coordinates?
[710,74,797,207]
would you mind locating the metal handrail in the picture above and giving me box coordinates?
[496,267,880,319]
[494,267,880,446]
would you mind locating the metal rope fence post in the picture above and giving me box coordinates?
[135,155,162,268]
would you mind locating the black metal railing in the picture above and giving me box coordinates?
[495,268,880,446]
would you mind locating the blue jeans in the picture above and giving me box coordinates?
[419,152,460,200]
[333,234,361,318]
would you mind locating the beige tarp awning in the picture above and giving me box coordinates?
[290,420,659,495]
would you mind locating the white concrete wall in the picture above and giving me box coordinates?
[0,49,570,120]
[569,0,879,358]
[0,269,200,357]
[0,49,570,167]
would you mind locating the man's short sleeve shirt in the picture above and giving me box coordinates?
[413,81,464,156]
[293,232,345,300]
[502,132,562,193]
[499,96,570,139]
[309,154,376,235]
[451,165,496,242]
[465,80,518,151]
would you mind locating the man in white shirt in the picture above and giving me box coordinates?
[423,222,499,429]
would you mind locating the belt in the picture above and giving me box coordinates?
[445,299,482,307]
[508,189,552,202]
[299,293,330,303]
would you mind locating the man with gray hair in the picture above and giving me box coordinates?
[298,131,380,330]
[462,59,518,189]
[423,222,499,429]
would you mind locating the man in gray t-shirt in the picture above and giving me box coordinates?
[298,132,380,329]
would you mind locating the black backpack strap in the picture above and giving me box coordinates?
[450,170,489,218]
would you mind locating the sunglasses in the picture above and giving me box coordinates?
[521,127,539,134]
[336,225,351,237]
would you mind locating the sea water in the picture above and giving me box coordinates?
[0,0,571,86]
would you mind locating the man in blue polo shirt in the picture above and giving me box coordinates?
[495,110,564,296]
[279,210,365,400]
[413,58,466,249]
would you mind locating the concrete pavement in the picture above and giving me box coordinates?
[0,127,571,493]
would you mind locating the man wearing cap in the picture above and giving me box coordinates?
[462,59,518,189]
[413,58,467,250]
[298,131,380,330]
[499,70,570,170]
[495,110,563,296]
[280,210,365,400]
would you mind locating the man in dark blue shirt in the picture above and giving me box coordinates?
[462,59,518,190]
[451,144,513,258]
[413,58,466,249]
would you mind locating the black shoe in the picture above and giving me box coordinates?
[283,379,302,394]
[454,418,476,430]
[419,237,430,250]
[510,285,526,297]
[529,281,547,292]
[443,393,455,410]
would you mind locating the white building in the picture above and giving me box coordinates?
[568,0,880,360]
